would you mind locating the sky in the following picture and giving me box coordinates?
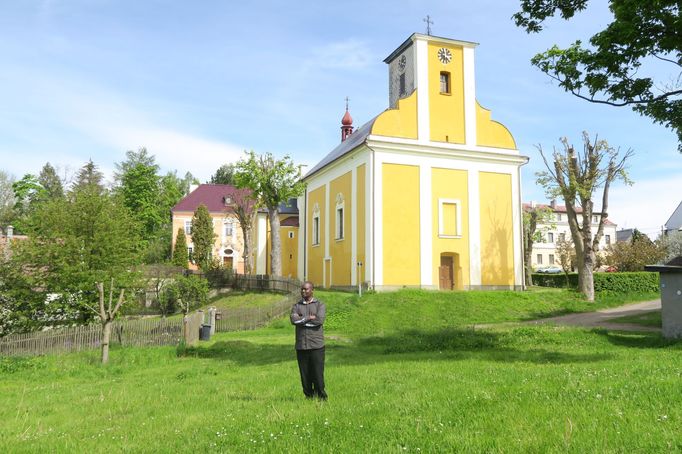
[1,0,680,238]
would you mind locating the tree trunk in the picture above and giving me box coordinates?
[579,249,596,302]
[243,227,252,275]
[101,320,112,364]
[524,245,534,286]
[268,208,282,276]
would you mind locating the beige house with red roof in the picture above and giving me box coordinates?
[524,200,617,270]
[171,184,299,276]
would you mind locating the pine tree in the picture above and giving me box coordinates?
[172,228,189,268]
[38,163,64,200]
[72,159,105,194]
[190,204,215,270]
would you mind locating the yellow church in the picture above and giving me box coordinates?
[297,33,528,290]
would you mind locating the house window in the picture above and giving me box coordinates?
[187,246,194,263]
[440,72,450,94]
[224,221,233,237]
[399,73,406,96]
[184,221,192,235]
[335,207,344,240]
[549,254,555,265]
[438,199,461,237]
[548,232,554,243]
[312,214,320,246]
[335,194,345,241]
[605,234,611,245]
[557,214,562,221]
[593,215,598,223]
[537,254,543,265]
[559,232,566,242]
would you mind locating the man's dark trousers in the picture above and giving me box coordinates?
[296,347,327,399]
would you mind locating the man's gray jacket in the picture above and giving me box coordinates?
[290,298,325,350]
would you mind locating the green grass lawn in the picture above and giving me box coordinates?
[1,288,678,453]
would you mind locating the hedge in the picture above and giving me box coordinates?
[531,272,659,294]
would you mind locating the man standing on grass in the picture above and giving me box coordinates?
[290,281,327,400]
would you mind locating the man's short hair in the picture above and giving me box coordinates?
[301,280,314,289]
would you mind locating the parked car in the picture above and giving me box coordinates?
[536,265,563,274]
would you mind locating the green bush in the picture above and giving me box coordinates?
[531,273,578,288]
[532,271,659,294]
[593,272,659,294]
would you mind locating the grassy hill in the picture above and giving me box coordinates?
[1,288,679,452]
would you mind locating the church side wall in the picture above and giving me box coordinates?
[382,163,421,286]
[479,172,515,286]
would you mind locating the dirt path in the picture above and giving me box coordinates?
[525,299,661,332]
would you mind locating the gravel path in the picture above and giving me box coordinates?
[526,299,661,332]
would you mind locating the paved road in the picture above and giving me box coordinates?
[527,299,661,332]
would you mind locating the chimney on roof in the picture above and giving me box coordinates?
[550,199,556,209]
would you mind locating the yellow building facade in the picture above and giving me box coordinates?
[299,34,527,290]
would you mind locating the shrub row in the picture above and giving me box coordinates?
[531,272,660,294]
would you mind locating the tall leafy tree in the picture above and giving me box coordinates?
[660,230,682,264]
[229,188,259,274]
[234,151,305,277]
[38,162,64,200]
[606,230,665,271]
[210,163,236,185]
[522,205,554,285]
[0,170,16,228]
[0,186,141,332]
[72,159,105,194]
[190,204,215,270]
[514,1,682,151]
[11,174,46,233]
[172,227,189,269]
[114,148,162,241]
[536,132,632,301]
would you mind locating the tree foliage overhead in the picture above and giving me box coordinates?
[234,151,305,276]
[536,132,632,301]
[514,0,682,151]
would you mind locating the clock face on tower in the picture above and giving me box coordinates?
[398,55,407,72]
[437,47,452,64]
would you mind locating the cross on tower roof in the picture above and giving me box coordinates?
[345,96,350,111]
[423,15,433,35]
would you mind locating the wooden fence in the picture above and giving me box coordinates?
[0,317,182,357]
[0,275,302,357]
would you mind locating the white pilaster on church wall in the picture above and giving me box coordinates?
[415,38,430,142]
[256,213,267,275]
[297,195,305,280]
[351,167,357,286]
[463,46,477,147]
[419,164,433,286]
[512,167,524,287]
[467,169,482,287]
[373,152,384,286]
[366,151,374,287]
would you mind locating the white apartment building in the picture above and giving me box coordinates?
[525,201,618,269]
